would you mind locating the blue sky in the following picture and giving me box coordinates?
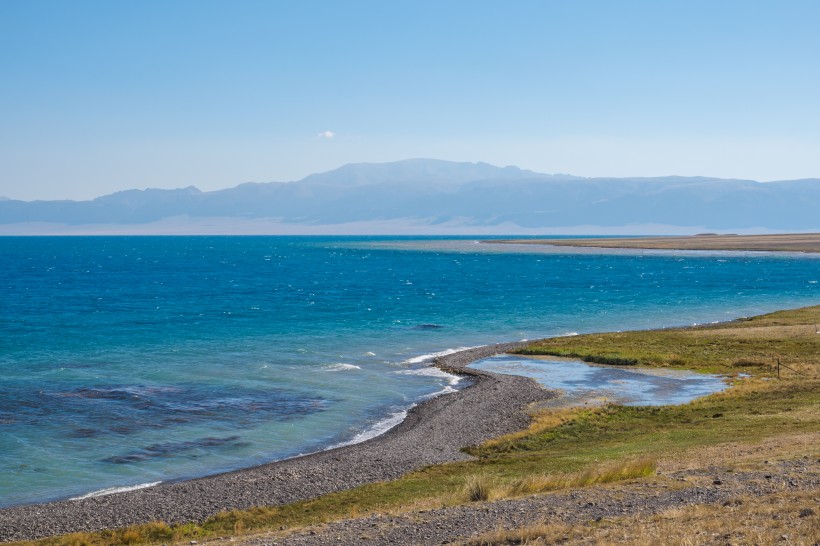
[1,0,819,200]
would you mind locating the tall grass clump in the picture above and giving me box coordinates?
[464,474,495,502]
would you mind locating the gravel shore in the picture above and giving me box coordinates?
[0,343,554,542]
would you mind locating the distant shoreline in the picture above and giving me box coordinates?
[487,233,820,253]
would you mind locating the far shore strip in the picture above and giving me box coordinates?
[488,233,820,253]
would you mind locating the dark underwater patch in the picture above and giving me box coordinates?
[103,435,248,464]
[413,323,444,330]
[69,428,100,438]
[3,383,332,439]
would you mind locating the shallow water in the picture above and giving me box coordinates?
[1,235,818,507]
[470,355,728,406]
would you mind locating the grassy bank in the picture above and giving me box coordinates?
[516,305,820,375]
[14,306,820,546]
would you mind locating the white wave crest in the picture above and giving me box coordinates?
[70,481,161,500]
[395,366,461,386]
[403,346,479,364]
[330,409,410,449]
[422,384,459,399]
[323,363,361,372]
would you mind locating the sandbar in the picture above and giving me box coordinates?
[489,233,820,253]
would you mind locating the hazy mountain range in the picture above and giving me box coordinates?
[2,159,819,235]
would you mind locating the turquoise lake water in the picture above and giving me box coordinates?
[1,236,818,507]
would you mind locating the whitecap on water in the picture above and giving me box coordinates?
[395,366,461,386]
[322,363,361,372]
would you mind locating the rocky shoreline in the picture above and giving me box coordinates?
[0,342,555,542]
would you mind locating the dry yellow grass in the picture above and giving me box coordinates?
[506,457,656,496]
[459,458,656,503]
[464,474,495,502]
[481,407,588,448]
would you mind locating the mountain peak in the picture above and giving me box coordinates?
[296,158,546,187]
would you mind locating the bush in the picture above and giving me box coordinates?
[464,475,494,502]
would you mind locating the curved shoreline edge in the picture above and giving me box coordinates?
[0,342,555,542]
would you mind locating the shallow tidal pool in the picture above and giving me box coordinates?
[470,355,729,406]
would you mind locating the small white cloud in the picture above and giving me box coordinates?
[317,130,335,139]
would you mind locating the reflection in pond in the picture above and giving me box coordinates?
[470,355,728,406]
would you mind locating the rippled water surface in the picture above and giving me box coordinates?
[1,236,818,506]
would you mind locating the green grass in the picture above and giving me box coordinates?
[14,306,820,546]
[516,305,820,374]
[468,380,818,461]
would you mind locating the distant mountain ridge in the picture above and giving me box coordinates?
[1,159,819,233]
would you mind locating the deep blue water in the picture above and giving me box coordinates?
[1,236,818,507]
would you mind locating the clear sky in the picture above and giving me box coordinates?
[1,0,819,200]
